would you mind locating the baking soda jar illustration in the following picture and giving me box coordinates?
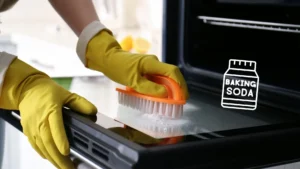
[221,59,259,110]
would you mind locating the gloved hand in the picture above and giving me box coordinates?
[0,58,97,169]
[85,30,189,99]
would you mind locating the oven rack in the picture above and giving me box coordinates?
[198,16,300,33]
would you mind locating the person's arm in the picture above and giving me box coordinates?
[48,0,99,37]
[0,0,18,12]
[49,0,189,99]
[49,0,111,66]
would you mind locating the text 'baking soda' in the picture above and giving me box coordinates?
[221,59,259,111]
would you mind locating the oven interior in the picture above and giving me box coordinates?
[180,0,300,112]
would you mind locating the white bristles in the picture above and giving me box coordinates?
[118,92,183,118]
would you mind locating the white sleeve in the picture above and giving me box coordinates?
[76,20,112,66]
[0,52,17,96]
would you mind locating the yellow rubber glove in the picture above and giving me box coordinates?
[85,30,189,99]
[0,58,97,169]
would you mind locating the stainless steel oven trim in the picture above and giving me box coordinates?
[198,16,300,33]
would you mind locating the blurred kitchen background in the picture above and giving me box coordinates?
[0,0,163,169]
[0,0,163,59]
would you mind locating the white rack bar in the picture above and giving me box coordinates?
[198,16,300,33]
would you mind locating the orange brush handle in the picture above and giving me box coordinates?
[116,75,186,105]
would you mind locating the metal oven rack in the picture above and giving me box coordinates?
[198,16,300,33]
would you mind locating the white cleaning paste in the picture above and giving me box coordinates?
[141,113,188,126]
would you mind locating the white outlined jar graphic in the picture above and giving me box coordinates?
[221,59,259,110]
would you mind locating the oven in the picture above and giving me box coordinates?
[161,0,300,168]
[163,0,300,113]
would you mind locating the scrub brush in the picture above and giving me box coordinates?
[116,75,186,118]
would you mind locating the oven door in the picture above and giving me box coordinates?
[163,0,300,113]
